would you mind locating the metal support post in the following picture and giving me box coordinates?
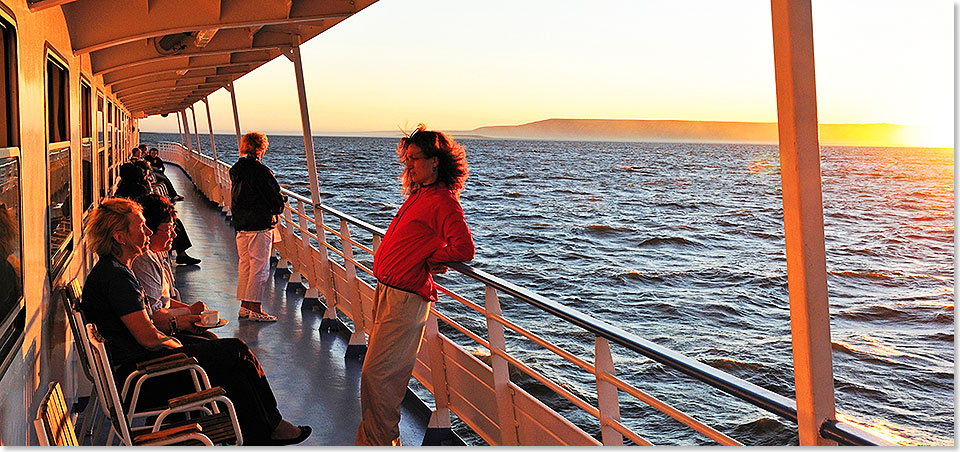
[190,106,202,155]
[180,110,193,152]
[226,82,242,151]
[202,97,223,207]
[770,0,836,445]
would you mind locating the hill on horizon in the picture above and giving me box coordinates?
[466,118,928,147]
[143,118,941,148]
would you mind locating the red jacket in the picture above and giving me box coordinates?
[373,183,474,302]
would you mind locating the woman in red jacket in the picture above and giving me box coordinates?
[355,125,475,446]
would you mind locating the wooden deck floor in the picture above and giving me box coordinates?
[160,164,430,446]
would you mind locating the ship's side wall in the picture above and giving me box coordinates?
[0,0,137,444]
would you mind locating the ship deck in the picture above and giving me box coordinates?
[91,163,431,446]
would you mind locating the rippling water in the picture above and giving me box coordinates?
[145,133,954,445]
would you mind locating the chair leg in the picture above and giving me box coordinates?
[77,388,98,445]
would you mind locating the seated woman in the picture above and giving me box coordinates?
[80,198,311,445]
[130,193,214,341]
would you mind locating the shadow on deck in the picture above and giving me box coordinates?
[158,164,431,446]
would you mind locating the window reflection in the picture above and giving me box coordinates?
[0,157,20,318]
[46,55,71,273]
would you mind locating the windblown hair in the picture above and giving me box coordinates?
[397,124,468,198]
[240,131,268,158]
[135,193,176,232]
[85,198,142,257]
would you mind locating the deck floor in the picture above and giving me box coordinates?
[164,164,429,446]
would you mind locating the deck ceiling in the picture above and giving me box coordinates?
[30,0,378,118]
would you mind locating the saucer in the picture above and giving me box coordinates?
[194,319,228,329]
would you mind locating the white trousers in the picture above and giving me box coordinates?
[236,229,274,303]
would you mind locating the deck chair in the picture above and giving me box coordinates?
[86,324,243,445]
[66,278,208,442]
[35,381,214,446]
[62,279,104,443]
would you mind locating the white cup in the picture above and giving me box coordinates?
[200,310,219,326]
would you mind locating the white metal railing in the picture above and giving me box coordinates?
[158,141,890,446]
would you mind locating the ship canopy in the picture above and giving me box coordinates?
[28,0,377,118]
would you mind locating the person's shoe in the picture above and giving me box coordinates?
[171,195,184,202]
[238,307,251,319]
[269,426,311,446]
[246,310,277,322]
[176,253,201,266]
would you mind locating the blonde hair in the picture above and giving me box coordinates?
[240,131,268,158]
[86,198,142,257]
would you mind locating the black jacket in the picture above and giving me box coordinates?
[229,157,286,231]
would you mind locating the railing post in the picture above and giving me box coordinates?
[288,202,313,294]
[275,205,294,278]
[484,285,519,446]
[770,0,836,445]
[313,207,337,331]
[285,205,304,291]
[226,82,242,152]
[340,220,367,358]
[595,336,623,445]
[421,312,454,445]
[202,97,224,208]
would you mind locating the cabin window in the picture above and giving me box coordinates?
[80,80,92,212]
[96,93,105,199]
[46,53,71,275]
[106,100,113,190]
[0,12,22,378]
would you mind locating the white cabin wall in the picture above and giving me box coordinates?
[0,0,135,444]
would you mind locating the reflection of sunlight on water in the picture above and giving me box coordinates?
[860,336,901,359]
[835,413,916,445]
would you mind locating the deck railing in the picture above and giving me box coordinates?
[157,141,890,446]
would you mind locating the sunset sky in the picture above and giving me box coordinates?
[139,0,954,148]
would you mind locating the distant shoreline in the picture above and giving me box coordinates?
[142,118,948,148]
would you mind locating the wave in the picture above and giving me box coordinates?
[582,224,634,234]
[505,192,524,198]
[703,357,765,372]
[638,236,703,248]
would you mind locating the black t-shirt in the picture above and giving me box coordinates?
[80,254,150,364]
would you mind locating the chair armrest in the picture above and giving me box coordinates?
[136,353,198,372]
[133,422,202,442]
[168,386,227,408]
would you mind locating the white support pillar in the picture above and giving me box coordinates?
[770,0,836,446]
[226,82,242,151]
[286,45,321,208]
[190,106,202,154]
[177,113,184,146]
[202,97,223,207]
[180,110,193,152]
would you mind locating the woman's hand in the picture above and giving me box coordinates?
[187,301,207,315]
[178,314,203,334]
[427,262,448,274]
[121,309,182,350]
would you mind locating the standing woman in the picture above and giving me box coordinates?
[230,132,286,322]
[355,124,475,446]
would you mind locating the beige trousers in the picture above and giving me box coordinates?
[355,284,430,446]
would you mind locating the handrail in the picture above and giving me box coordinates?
[447,261,800,421]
